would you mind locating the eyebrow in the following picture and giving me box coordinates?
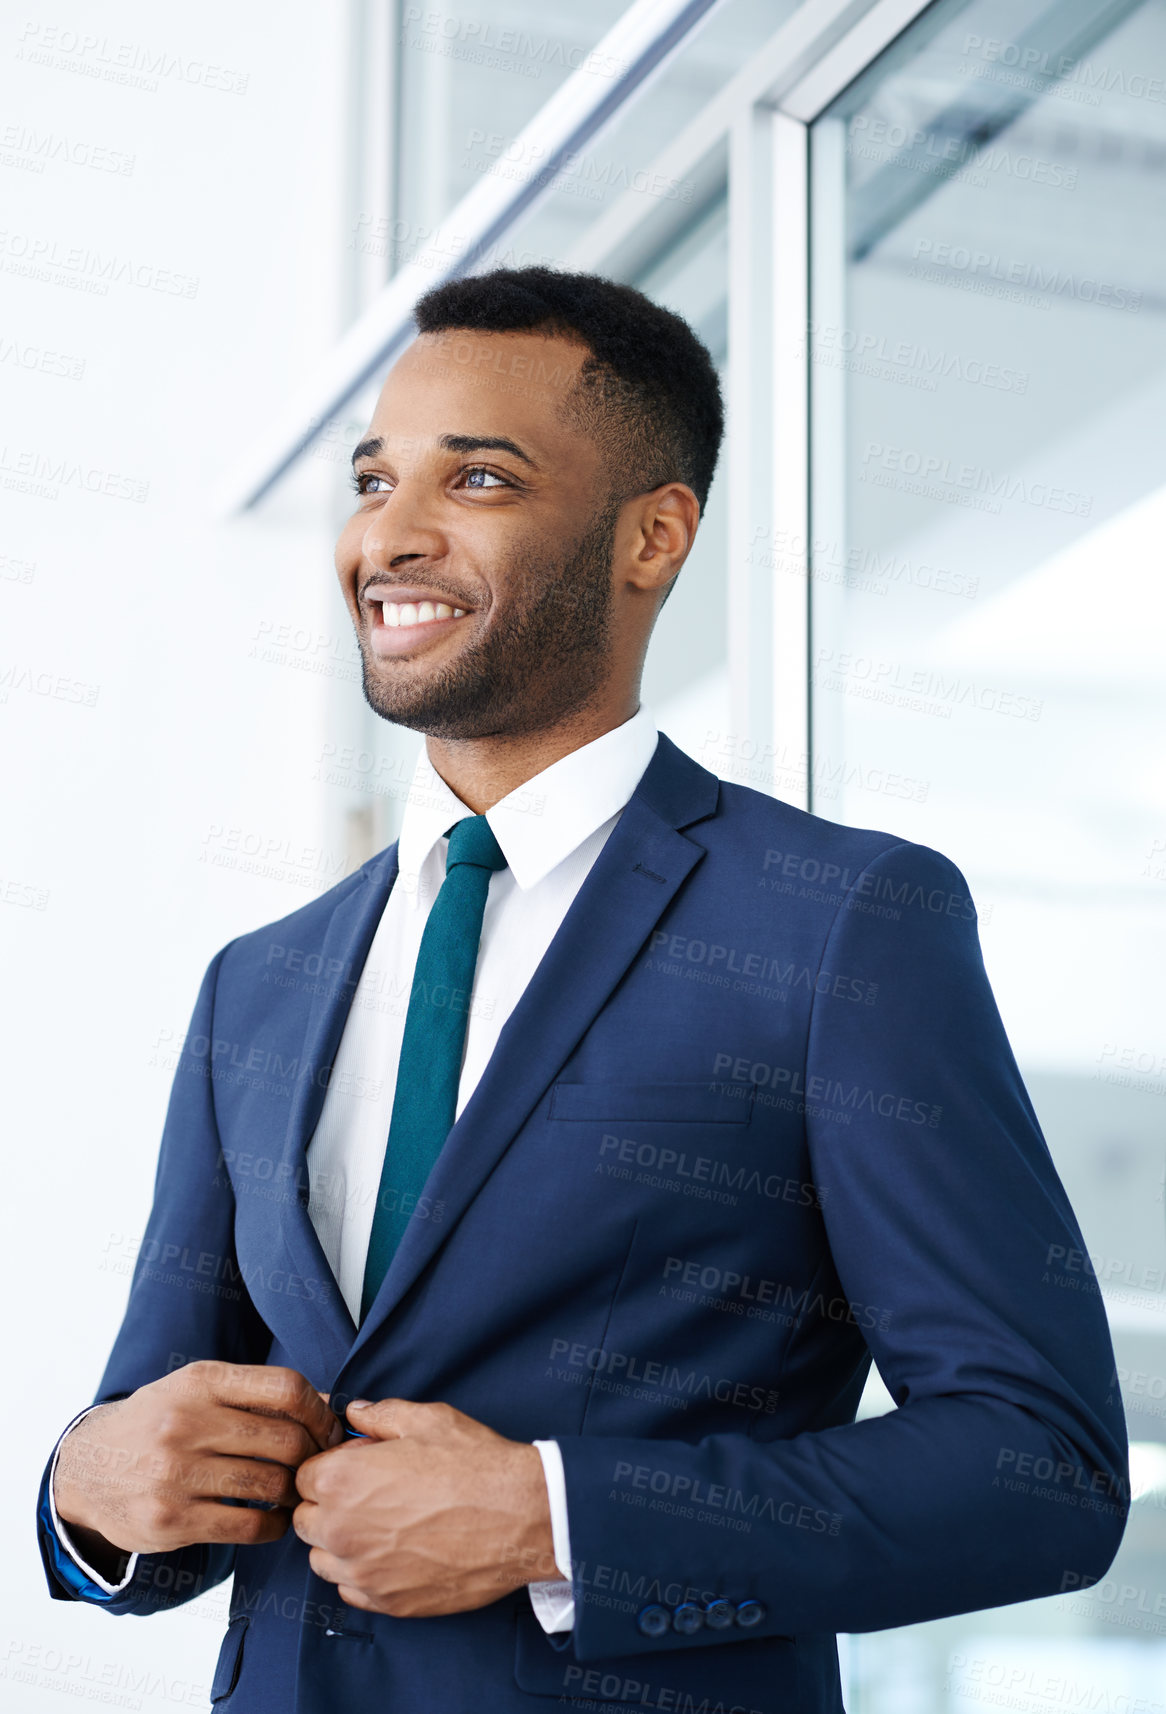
[440,433,536,466]
[350,432,538,471]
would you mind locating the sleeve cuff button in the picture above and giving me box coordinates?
[704,1598,735,1629]
[636,1604,672,1638]
[672,1602,704,1635]
[735,1600,765,1629]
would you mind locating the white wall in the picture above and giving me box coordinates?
[1,4,352,1704]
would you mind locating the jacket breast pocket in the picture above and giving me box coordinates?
[548,1081,755,1126]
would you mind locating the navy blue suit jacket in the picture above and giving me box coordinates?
[39,735,1127,1713]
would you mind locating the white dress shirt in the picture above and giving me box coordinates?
[54,706,661,1635]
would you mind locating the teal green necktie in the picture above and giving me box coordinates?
[360,814,508,1321]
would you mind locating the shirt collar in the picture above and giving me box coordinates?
[396,706,659,899]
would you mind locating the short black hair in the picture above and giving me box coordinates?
[411,266,724,513]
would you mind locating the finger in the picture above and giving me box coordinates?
[344,1398,425,1441]
[312,1393,346,1447]
[307,1545,348,1587]
[185,1455,300,1509]
[294,1443,369,1502]
[182,1363,338,1450]
[196,1408,321,1469]
[336,1583,374,1611]
[292,1498,324,1548]
[294,1452,323,1503]
[180,1500,292,1548]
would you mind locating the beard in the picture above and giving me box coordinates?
[357,499,619,741]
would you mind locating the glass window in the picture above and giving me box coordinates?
[809,0,1166,1701]
[393,0,806,271]
[394,0,630,268]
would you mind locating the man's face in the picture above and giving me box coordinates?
[334,329,620,741]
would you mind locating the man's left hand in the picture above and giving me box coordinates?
[293,1399,563,1616]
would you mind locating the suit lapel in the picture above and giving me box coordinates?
[345,735,720,1364]
[272,845,400,1370]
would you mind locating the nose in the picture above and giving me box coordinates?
[360,475,447,574]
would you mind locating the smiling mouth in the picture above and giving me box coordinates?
[366,594,475,657]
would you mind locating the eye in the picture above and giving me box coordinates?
[351,471,391,495]
[462,466,510,490]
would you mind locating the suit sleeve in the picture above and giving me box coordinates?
[38,942,274,1615]
[554,841,1129,1661]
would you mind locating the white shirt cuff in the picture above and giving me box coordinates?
[528,1439,574,1633]
[50,1406,139,1595]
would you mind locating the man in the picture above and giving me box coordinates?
[39,268,1127,1713]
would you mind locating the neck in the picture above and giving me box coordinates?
[424,691,640,814]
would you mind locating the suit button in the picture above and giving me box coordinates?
[735,1599,765,1629]
[637,1605,671,1638]
[704,1599,735,1630]
[672,1603,704,1635]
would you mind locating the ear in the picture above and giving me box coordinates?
[621,484,700,598]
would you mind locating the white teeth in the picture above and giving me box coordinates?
[379,600,469,627]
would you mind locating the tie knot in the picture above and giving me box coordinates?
[445,814,507,874]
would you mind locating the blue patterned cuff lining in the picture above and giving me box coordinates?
[38,1476,118,1603]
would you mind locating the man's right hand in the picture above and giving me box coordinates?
[53,1361,342,1582]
